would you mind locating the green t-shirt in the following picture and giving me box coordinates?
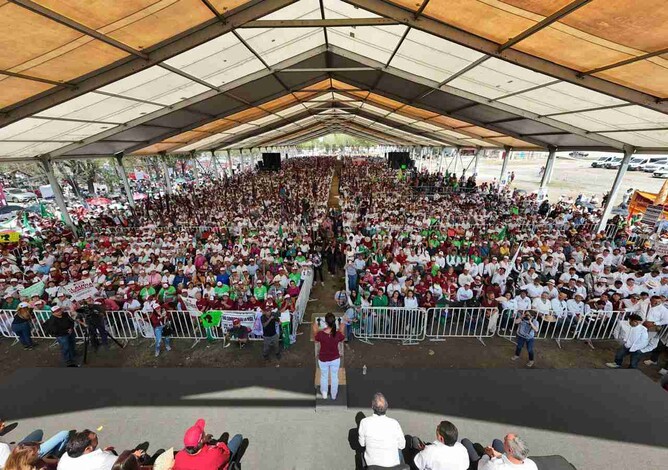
[140,286,156,300]
[371,295,388,307]
[254,285,268,300]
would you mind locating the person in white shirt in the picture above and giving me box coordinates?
[525,278,543,299]
[358,393,405,468]
[642,296,668,368]
[606,313,649,369]
[456,284,473,302]
[461,433,537,470]
[411,421,468,470]
[531,292,551,316]
[57,429,118,470]
[550,292,569,318]
[512,289,531,312]
[457,269,474,288]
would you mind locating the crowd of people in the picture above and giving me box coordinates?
[337,160,668,372]
[1,155,668,374]
[0,417,246,470]
[0,158,339,365]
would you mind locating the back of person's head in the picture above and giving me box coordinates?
[437,421,458,446]
[371,392,388,416]
[66,429,95,458]
[112,451,140,470]
[4,443,39,470]
[505,434,529,461]
[325,312,337,337]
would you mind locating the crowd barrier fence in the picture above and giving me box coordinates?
[496,309,580,348]
[353,307,426,345]
[0,271,316,350]
[426,307,498,345]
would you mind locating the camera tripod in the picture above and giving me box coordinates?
[81,325,125,365]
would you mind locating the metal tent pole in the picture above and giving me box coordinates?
[114,154,135,208]
[540,146,557,188]
[40,159,75,231]
[500,146,513,183]
[597,145,635,232]
[160,155,172,195]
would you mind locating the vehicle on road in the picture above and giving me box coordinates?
[4,188,37,203]
[591,156,615,167]
[629,156,664,171]
[653,166,668,178]
[604,156,624,169]
[641,157,668,173]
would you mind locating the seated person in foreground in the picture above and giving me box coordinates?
[410,420,469,470]
[173,419,242,470]
[461,433,537,470]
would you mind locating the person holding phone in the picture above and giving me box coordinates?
[511,310,539,367]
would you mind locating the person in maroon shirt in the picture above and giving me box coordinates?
[174,419,243,470]
[312,313,346,401]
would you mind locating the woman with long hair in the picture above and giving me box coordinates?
[312,312,346,400]
[4,443,41,470]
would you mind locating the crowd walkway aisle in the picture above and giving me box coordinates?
[327,159,342,209]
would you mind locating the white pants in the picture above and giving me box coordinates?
[318,358,340,399]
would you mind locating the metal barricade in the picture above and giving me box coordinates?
[575,311,624,348]
[426,306,498,345]
[353,307,427,345]
[496,309,580,348]
[295,268,313,324]
[104,310,139,342]
[139,310,206,348]
[210,311,263,346]
[0,309,17,342]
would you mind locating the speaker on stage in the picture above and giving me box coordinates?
[262,153,281,171]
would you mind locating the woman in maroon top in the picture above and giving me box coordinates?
[312,313,346,401]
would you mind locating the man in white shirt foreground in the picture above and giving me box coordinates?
[58,429,117,470]
[461,433,538,470]
[606,314,649,369]
[410,420,468,470]
[358,392,405,467]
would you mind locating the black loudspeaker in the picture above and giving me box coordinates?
[388,151,410,169]
[262,153,281,171]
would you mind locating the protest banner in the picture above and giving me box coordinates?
[65,278,97,301]
[19,281,45,298]
[180,296,201,317]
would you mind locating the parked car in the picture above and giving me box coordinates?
[604,156,624,169]
[641,157,668,172]
[591,156,615,168]
[653,166,668,178]
[628,156,667,171]
[4,188,37,203]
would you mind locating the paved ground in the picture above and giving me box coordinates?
[426,155,666,204]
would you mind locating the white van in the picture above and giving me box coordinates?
[641,157,668,172]
[591,156,615,168]
[603,156,624,169]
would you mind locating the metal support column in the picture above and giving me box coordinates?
[160,156,172,195]
[437,147,445,174]
[500,146,512,183]
[473,148,483,176]
[190,151,199,180]
[40,159,75,231]
[114,154,135,208]
[540,146,557,188]
[597,145,635,232]
[226,150,233,176]
[451,148,460,174]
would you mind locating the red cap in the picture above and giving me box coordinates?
[183,419,206,447]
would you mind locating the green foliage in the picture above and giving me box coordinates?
[297,133,376,149]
